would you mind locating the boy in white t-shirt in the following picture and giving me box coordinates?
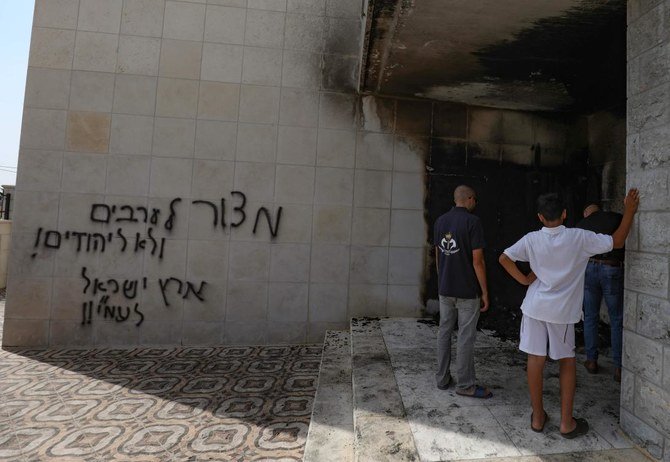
[499,189,639,438]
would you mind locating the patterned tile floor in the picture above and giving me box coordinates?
[0,301,321,461]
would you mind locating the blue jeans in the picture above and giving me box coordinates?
[583,261,624,368]
[436,296,480,390]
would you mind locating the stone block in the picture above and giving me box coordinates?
[228,242,270,281]
[313,167,353,205]
[1,319,49,347]
[201,43,244,83]
[282,51,321,88]
[117,35,161,76]
[113,74,157,116]
[626,252,669,297]
[626,167,669,211]
[310,244,349,283]
[138,320,182,345]
[326,0,360,17]
[351,207,390,246]
[269,243,310,282]
[16,150,62,192]
[620,408,664,459]
[273,204,313,244]
[224,321,267,345]
[195,120,237,160]
[5,278,52,319]
[501,144,533,166]
[24,68,71,110]
[163,1,205,41]
[307,321,349,343]
[279,89,319,127]
[469,108,502,143]
[149,157,193,198]
[106,155,151,196]
[182,321,224,345]
[387,285,422,317]
[191,159,235,197]
[275,165,315,204]
[316,128,356,168]
[186,240,228,282]
[143,239,188,279]
[151,198,192,239]
[156,78,198,118]
[226,281,268,320]
[501,110,534,145]
[313,205,351,243]
[348,283,387,317]
[628,83,670,133]
[159,39,202,80]
[69,71,114,112]
[57,192,104,230]
[324,17,360,55]
[121,0,165,37]
[250,0,287,11]
[623,290,638,331]
[392,172,424,210]
[51,277,85,321]
[66,111,111,153]
[78,0,123,33]
[94,321,139,346]
[635,378,670,437]
[354,170,391,208]
[238,85,281,124]
[242,47,283,85]
[152,117,196,157]
[50,322,94,346]
[233,162,276,202]
[396,100,432,136]
[73,32,118,72]
[245,9,285,48]
[640,212,670,253]
[664,347,670,393]
[283,13,325,52]
[355,132,394,170]
[433,102,467,138]
[141,280,184,321]
[349,246,388,284]
[267,322,308,344]
[627,213,640,251]
[627,4,665,59]
[60,152,107,193]
[388,247,423,285]
[29,28,76,70]
[623,330,663,383]
[34,0,79,29]
[8,234,55,279]
[204,5,246,44]
[309,283,348,322]
[277,126,317,165]
[21,108,66,150]
[637,294,670,343]
[209,0,247,6]
[627,0,663,22]
[10,190,59,235]
[319,92,357,129]
[287,0,326,15]
[198,82,240,121]
[268,282,308,321]
[89,241,138,279]
[359,96,394,134]
[390,209,426,247]
[393,136,427,173]
[620,364,635,410]
[110,114,154,156]
[184,283,226,322]
[236,123,277,162]
[631,42,670,96]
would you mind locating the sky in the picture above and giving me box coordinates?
[0,1,35,188]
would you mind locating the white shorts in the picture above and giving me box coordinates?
[519,315,575,360]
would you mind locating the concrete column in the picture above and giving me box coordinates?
[624,0,670,459]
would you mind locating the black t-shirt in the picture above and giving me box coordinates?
[433,207,485,298]
[575,210,624,262]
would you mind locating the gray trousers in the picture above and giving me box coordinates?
[435,296,480,390]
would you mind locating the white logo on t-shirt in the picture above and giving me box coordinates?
[439,232,460,255]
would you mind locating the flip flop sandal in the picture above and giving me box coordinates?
[531,411,549,433]
[561,417,589,439]
[455,385,492,399]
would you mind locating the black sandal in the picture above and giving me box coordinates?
[530,410,549,433]
[561,417,589,439]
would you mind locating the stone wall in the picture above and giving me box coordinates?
[624,0,670,459]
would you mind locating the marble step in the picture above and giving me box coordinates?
[350,318,419,462]
[304,330,355,462]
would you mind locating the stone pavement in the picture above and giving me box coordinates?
[0,300,320,461]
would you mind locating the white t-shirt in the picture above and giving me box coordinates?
[503,225,613,324]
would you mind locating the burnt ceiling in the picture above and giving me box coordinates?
[360,0,626,113]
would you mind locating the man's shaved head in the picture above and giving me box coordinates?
[454,185,476,203]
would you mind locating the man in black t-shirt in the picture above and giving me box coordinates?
[433,185,491,398]
[575,204,624,382]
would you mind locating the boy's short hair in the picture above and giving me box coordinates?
[537,193,564,221]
